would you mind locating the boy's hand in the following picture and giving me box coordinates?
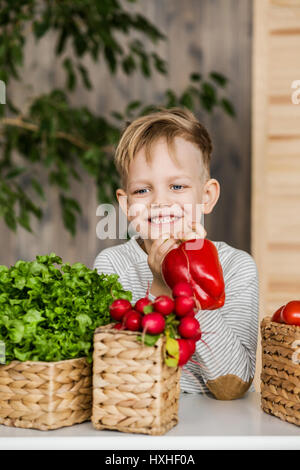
[176,220,207,241]
[148,235,180,282]
[148,221,207,284]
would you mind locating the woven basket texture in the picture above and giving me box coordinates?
[92,324,181,435]
[0,357,92,430]
[261,316,300,426]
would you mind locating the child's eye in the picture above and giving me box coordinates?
[133,188,149,194]
[171,184,185,191]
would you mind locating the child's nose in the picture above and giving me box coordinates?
[151,188,173,206]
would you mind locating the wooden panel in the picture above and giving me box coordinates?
[268,137,300,154]
[269,37,300,95]
[269,1,300,31]
[266,249,300,278]
[267,171,300,196]
[252,0,300,391]
[266,198,300,244]
[269,103,300,135]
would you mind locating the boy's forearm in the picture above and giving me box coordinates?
[193,278,258,400]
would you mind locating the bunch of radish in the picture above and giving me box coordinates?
[109,281,203,367]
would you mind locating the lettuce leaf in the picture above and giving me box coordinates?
[0,253,131,364]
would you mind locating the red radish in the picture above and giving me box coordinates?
[122,309,133,324]
[122,308,137,322]
[113,322,124,330]
[141,312,165,335]
[135,297,152,314]
[135,281,152,314]
[185,309,196,317]
[178,316,200,339]
[193,330,202,341]
[177,339,193,366]
[172,282,194,298]
[109,299,132,321]
[174,295,195,317]
[186,339,196,356]
[124,311,142,331]
[190,328,212,354]
[153,295,174,316]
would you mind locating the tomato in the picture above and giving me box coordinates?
[281,301,300,326]
[271,305,285,323]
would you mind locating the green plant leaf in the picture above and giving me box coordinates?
[166,336,179,359]
[5,167,26,179]
[122,55,136,75]
[190,72,202,82]
[31,178,45,200]
[165,356,178,367]
[179,91,194,110]
[165,89,178,107]
[210,71,228,87]
[220,98,236,117]
[63,58,76,91]
[77,64,92,90]
[143,304,153,314]
[137,333,160,346]
[126,100,142,114]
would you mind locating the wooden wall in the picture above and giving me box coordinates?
[0,0,253,268]
[252,0,300,389]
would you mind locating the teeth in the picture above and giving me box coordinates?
[150,216,179,224]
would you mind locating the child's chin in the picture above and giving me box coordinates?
[143,224,180,240]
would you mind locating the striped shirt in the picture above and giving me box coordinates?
[93,235,259,395]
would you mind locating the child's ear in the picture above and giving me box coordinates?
[116,188,128,216]
[202,178,220,215]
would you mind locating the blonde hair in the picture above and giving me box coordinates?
[114,106,212,187]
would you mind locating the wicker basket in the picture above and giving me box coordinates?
[0,357,92,430]
[92,324,181,435]
[261,316,300,426]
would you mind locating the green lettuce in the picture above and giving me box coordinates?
[0,253,131,364]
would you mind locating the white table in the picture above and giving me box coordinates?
[0,392,299,450]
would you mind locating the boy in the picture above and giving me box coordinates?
[93,107,259,400]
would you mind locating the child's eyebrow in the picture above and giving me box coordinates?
[166,174,192,181]
[128,174,193,187]
[128,179,151,188]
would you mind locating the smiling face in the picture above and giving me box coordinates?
[116,136,220,242]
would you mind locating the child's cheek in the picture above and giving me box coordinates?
[126,202,149,236]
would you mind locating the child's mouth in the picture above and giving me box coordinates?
[148,215,182,225]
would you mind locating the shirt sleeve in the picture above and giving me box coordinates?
[191,260,259,400]
[93,251,116,275]
[93,251,151,304]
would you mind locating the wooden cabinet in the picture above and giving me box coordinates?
[252,0,300,389]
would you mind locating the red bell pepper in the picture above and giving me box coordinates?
[162,238,225,310]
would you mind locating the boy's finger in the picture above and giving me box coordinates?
[156,237,179,257]
[150,238,178,260]
[176,231,199,241]
[148,236,177,263]
[188,221,207,238]
[175,222,206,240]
